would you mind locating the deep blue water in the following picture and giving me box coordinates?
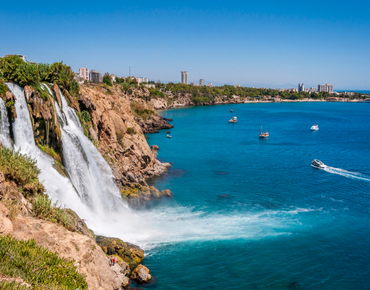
[139,102,370,290]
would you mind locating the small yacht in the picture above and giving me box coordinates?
[229,116,237,123]
[311,159,325,168]
[166,134,172,138]
[230,109,233,112]
[259,126,269,138]
[311,124,319,131]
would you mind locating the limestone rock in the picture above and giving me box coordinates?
[96,236,145,266]
[11,215,122,290]
[24,86,34,102]
[53,82,63,109]
[130,265,152,283]
[110,263,130,288]
[161,189,171,197]
[0,202,13,235]
[151,145,159,151]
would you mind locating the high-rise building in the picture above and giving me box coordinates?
[318,84,334,93]
[90,70,102,83]
[298,83,305,93]
[181,71,188,84]
[199,79,205,86]
[79,67,90,81]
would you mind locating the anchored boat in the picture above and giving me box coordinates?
[259,126,269,138]
[229,116,237,123]
[311,124,319,131]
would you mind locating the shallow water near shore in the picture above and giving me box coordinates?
[138,102,370,289]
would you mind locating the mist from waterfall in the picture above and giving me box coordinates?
[0,98,12,149]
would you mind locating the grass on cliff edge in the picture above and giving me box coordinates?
[130,101,156,121]
[0,235,87,289]
[0,147,44,197]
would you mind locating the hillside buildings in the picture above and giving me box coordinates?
[181,71,188,84]
[199,79,205,86]
[79,67,90,81]
[208,83,213,87]
[191,82,197,86]
[90,70,102,83]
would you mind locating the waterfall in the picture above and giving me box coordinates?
[0,98,12,149]
[41,84,126,214]
[6,83,93,218]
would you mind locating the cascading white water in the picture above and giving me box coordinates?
[0,98,12,149]
[6,83,93,218]
[41,84,126,213]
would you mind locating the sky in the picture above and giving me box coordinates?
[0,0,369,89]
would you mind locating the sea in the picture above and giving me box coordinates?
[137,102,370,289]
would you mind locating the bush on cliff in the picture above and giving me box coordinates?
[31,194,71,228]
[0,235,87,289]
[126,127,137,135]
[130,101,156,121]
[0,55,80,98]
[0,147,44,197]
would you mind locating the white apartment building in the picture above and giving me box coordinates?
[79,67,90,81]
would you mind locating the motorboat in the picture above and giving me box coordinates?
[259,126,269,138]
[311,159,325,168]
[229,116,237,123]
[166,134,172,138]
[230,109,233,112]
[311,124,319,131]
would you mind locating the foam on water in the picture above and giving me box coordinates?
[323,166,370,182]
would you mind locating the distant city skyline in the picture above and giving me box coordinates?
[1,1,369,90]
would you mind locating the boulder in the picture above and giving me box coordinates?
[130,265,152,283]
[110,263,130,288]
[151,145,159,151]
[161,189,171,197]
[0,202,13,235]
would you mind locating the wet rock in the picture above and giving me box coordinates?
[130,265,152,283]
[161,189,171,197]
[96,236,145,266]
[24,86,34,102]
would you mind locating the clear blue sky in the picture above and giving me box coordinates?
[1,0,369,89]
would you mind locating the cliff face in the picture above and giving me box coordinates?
[78,85,172,201]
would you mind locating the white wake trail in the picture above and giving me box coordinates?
[323,166,370,182]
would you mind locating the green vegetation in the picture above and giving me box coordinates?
[126,127,137,135]
[81,110,91,123]
[38,144,62,164]
[30,195,71,228]
[130,101,156,121]
[0,55,79,99]
[0,147,44,197]
[0,235,87,289]
[103,72,112,86]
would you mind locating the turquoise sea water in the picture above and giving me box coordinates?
[139,102,370,290]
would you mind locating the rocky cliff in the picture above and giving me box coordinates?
[77,84,173,203]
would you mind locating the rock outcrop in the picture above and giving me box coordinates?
[96,235,144,267]
[130,265,152,283]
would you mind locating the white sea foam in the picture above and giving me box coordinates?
[323,166,370,182]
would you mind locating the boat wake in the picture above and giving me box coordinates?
[323,166,370,182]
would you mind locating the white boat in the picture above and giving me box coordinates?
[259,126,269,138]
[166,134,172,138]
[311,159,325,168]
[229,116,237,123]
[311,124,319,131]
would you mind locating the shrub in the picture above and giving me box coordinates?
[81,110,91,123]
[0,147,44,196]
[126,127,136,135]
[130,102,156,121]
[30,194,71,228]
[0,235,87,289]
